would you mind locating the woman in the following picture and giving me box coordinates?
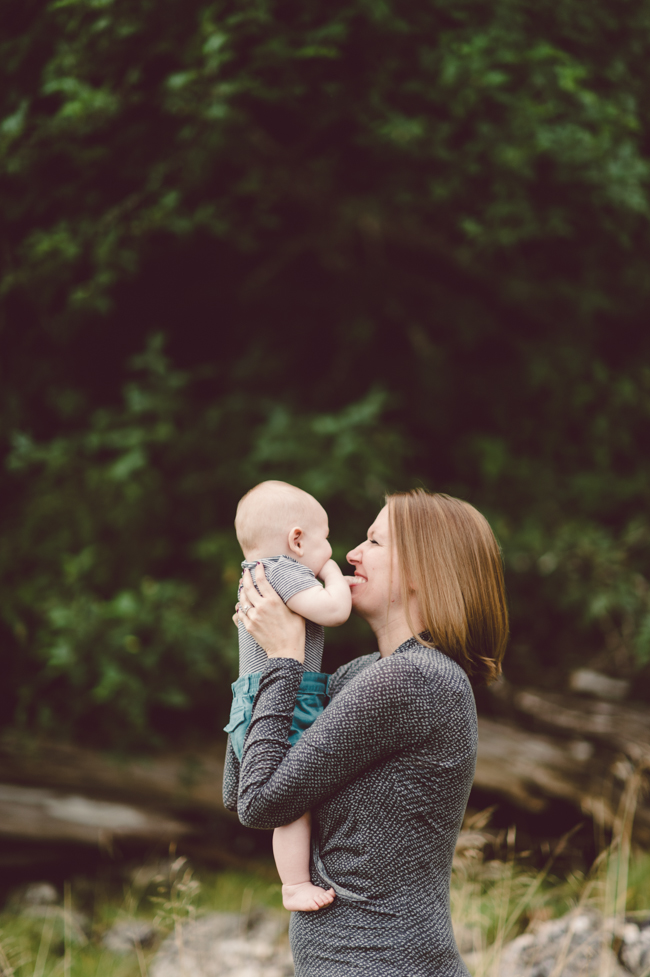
[225,489,508,976]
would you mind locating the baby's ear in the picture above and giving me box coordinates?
[288,526,304,554]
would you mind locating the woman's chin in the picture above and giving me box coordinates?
[349,581,367,608]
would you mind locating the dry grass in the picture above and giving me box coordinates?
[452,764,650,976]
[0,772,648,976]
[0,861,284,977]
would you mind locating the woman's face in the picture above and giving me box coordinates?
[346,505,400,622]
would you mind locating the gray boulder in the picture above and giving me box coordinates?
[498,910,628,977]
[619,920,650,977]
[102,919,158,954]
[22,882,59,906]
[149,910,293,977]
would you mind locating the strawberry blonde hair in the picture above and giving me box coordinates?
[387,489,508,685]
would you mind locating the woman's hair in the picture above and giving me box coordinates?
[387,489,508,686]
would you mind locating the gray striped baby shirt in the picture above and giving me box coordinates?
[238,556,324,674]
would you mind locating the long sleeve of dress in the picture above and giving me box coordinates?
[237,652,451,830]
[222,735,240,813]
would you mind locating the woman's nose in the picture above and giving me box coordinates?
[346,545,362,565]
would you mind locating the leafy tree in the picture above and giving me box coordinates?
[1,337,405,745]
[2,0,650,745]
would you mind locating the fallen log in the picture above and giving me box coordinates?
[0,732,232,819]
[0,783,189,846]
[510,688,650,763]
[0,732,234,854]
[479,680,650,844]
[475,717,650,842]
[474,717,588,814]
[0,679,648,851]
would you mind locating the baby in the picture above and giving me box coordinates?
[224,480,352,911]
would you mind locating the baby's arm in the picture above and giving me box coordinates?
[286,559,351,627]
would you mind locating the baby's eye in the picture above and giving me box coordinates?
[370,539,379,545]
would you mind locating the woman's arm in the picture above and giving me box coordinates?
[235,565,449,829]
[237,651,438,829]
[222,735,240,812]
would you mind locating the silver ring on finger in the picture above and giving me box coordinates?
[242,604,251,616]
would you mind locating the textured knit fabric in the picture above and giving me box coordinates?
[223,637,477,977]
[239,557,323,674]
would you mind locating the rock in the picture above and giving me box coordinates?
[568,669,630,702]
[19,882,59,906]
[20,904,89,943]
[10,879,87,937]
[498,910,628,977]
[149,910,294,977]
[103,919,158,954]
[619,919,650,976]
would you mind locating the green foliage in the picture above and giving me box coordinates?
[1,0,650,745]
[506,519,650,668]
[3,0,650,325]
[0,337,405,745]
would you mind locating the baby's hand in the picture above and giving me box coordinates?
[290,559,351,626]
[318,558,344,582]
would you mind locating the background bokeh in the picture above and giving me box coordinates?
[2,0,650,754]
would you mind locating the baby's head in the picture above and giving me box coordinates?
[235,481,332,575]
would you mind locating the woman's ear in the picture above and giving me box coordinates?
[288,526,304,556]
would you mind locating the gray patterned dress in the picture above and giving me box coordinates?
[222,637,477,977]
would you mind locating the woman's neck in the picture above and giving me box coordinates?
[372,602,425,657]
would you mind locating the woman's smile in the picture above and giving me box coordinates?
[348,560,370,591]
[345,505,394,616]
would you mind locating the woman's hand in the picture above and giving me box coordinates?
[235,564,306,662]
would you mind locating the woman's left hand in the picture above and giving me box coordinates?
[235,564,306,662]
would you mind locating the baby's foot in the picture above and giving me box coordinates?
[282,882,335,912]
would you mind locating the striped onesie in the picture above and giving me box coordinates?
[224,555,330,763]
[238,556,324,674]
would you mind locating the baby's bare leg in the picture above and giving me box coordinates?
[273,811,335,912]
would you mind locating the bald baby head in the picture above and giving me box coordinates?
[235,481,331,572]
